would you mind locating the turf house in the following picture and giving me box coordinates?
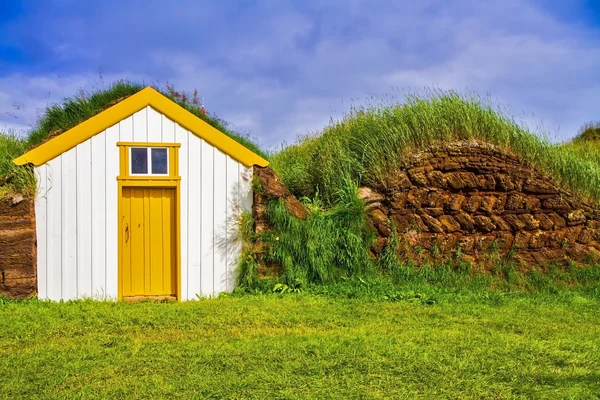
[5,87,268,301]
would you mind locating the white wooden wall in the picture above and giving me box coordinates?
[35,106,253,301]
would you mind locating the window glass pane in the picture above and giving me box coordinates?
[131,148,148,174]
[151,148,168,174]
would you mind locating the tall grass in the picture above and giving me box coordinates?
[0,133,36,197]
[572,121,600,142]
[239,179,375,286]
[271,90,600,205]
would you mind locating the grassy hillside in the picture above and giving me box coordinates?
[244,91,600,287]
[271,92,600,205]
[0,80,266,197]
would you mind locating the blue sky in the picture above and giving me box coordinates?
[0,0,599,149]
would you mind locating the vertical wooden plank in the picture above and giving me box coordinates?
[162,189,176,295]
[34,165,48,299]
[143,189,151,294]
[130,188,146,295]
[162,115,175,143]
[105,124,120,299]
[133,107,148,142]
[45,157,62,300]
[147,107,162,142]
[200,140,214,296]
[91,131,106,298]
[226,157,240,291]
[213,149,228,294]
[121,188,132,296]
[171,189,178,295]
[187,135,202,298]
[76,141,92,298]
[61,149,78,300]
[176,125,189,299]
[119,116,134,142]
[149,189,164,294]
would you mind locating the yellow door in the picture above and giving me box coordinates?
[121,187,177,298]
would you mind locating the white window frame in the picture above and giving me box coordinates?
[129,147,169,176]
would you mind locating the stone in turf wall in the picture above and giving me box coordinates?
[363,141,600,267]
[253,165,308,234]
[0,198,36,299]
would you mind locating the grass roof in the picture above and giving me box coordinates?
[0,80,267,197]
[270,91,600,205]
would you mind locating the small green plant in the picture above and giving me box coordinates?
[454,244,465,259]
[487,240,499,255]
[250,174,264,193]
[377,223,400,272]
[431,241,441,259]
[506,246,517,260]
[272,279,303,293]
[491,260,518,287]
[237,251,260,288]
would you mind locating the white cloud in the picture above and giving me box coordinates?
[1,0,599,147]
[0,71,148,137]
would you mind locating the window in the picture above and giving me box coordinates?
[130,147,169,175]
[118,142,180,180]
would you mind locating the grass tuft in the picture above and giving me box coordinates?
[0,133,36,197]
[572,121,600,143]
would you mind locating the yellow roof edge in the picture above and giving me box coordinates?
[13,87,269,168]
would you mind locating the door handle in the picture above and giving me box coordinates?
[125,224,129,244]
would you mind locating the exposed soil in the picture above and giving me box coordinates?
[0,198,36,299]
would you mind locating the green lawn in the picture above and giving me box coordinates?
[1,287,599,399]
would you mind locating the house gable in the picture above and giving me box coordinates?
[13,87,268,167]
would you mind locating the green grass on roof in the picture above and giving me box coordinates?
[25,80,267,158]
[270,91,600,205]
[0,80,267,197]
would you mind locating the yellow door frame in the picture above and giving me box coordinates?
[117,142,181,301]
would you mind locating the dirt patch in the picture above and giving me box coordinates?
[0,198,36,299]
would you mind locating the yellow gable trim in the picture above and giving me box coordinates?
[13,87,268,167]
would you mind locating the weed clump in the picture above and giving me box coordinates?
[238,178,375,286]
